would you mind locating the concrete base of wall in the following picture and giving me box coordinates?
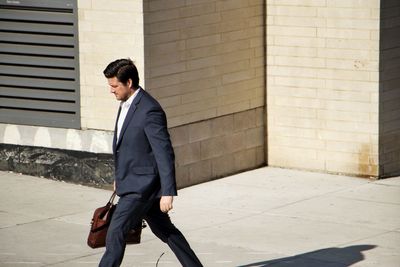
[0,144,114,187]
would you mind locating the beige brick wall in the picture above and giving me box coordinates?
[78,0,145,131]
[143,0,265,128]
[267,0,381,176]
[171,107,265,188]
[380,0,400,177]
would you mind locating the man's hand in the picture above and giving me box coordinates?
[160,196,173,213]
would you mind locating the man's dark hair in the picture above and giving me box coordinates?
[103,58,139,88]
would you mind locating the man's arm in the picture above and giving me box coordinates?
[144,107,178,198]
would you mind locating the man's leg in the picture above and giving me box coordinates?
[144,200,203,267]
[99,194,149,267]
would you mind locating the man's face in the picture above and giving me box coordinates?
[108,77,133,101]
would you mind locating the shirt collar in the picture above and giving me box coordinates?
[121,87,140,109]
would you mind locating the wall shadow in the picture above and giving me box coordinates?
[379,0,400,177]
[238,245,376,267]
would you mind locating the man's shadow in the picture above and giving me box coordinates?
[238,245,376,267]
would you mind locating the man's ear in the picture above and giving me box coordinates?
[127,78,133,89]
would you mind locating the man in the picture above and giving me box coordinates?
[99,59,203,267]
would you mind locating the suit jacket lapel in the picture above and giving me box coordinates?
[115,89,144,149]
[113,106,121,153]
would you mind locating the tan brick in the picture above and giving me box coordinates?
[184,13,221,28]
[175,142,201,166]
[274,56,325,68]
[218,89,257,106]
[189,120,212,142]
[269,66,317,78]
[234,148,257,172]
[317,48,370,60]
[186,55,221,71]
[268,26,317,37]
[217,101,251,116]
[245,127,265,148]
[78,0,92,9]
[273,96,322,109]
[318,28,371,39]
[256,146,265,166]
[269,86,317,98]
[268,46,318,57]
[175,165,190,189]
[188,160,212,183]
[255,107,265,127]
[149,62,186,78]
[326,141,378,154]
[168,109,216,128]
[269,126,317,139]
[147,0,185,12]
[275,36,325,48]
[145,8,180,24]
[149,30,180,45]
[233,109,256,131]
[271,106,317,119]
[186,34,221,49]
[275,77,325,88]
[201,136,226,160]
[211,114,234,137]
[276,117,322,129]
[326,0,379,8]
[326,18,379,30]
[326,38,378,50]
[225,132,246,153]
[317,130,371,142]
[222,69,255,84]
[269,145,318,160]
[170,125,189,147]
[273,16,326,27]
[326,58,378,71]
[273,0,326,6]
[211,154,235,177]
[268,6,318,16]
[317,7,371,19]
[317,110,370,122]
[179,2,216,17]
[216,59,250,75]
[325,100,374,112]
[216,0,250,11]
[270,136,325,150]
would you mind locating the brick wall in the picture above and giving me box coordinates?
[379,0,400,177]
[143,0,267,184]
[143,0,265,128]
[78,0,145,131]
[171,107,265,187]
[267,0,381,176]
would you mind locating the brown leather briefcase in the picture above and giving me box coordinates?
[87,192,143,248]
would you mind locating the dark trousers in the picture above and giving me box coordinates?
[99,194,203,267]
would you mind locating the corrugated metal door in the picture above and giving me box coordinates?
[0,0,80,129]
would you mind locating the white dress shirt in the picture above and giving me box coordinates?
[117,88,140,141]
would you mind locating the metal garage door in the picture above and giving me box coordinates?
[0,0,80,129]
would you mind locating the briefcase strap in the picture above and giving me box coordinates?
[109,191,117,205]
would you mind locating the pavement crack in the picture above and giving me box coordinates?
[41,251,103,267]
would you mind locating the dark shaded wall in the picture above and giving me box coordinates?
[143,0,267,186]
[379,0,400,177]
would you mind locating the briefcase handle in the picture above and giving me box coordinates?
[108,191,117,205]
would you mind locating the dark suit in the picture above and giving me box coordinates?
[99,88,202,267]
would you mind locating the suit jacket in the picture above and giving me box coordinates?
[113,88,177,199]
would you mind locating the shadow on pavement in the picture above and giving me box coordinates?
[238,245,376,267]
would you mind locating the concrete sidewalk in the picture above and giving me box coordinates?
[0,167,399,267]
